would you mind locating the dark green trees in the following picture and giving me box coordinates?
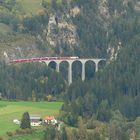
[20,112,31,129]
[0,62,66,100]
[43,125,68,140]
[44,125,56,140]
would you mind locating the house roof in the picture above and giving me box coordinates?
[30,115,41,120]
[45,116,55,120]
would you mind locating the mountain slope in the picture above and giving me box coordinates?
[0,0,140,139]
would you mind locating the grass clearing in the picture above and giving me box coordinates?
[16,0,62,15]
[0,101,63,136]
[0,23,11,33]
[8,130,44,140]
[17,0,43,14]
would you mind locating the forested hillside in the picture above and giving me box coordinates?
[0,61,65,100]
[0,0,140,139]
[0,0,138,59]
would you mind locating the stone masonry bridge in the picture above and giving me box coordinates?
[10,57,106,85]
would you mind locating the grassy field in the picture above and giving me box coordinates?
[16,0,62,15]
[0,101,63,136]
[17,0,46,15]
[17,0,43,14]
[0,23,12,33]
[8,130,44,140]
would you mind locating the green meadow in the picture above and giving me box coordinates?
[16,0,62,14]
[0,101,63,136]
[8,130,44,140]
[17,0,43,14]
[0,23,12,33]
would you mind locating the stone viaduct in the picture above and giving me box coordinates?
[43,58,106,85]
[10,57,106,85]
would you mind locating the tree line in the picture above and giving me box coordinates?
[0,61,66,100]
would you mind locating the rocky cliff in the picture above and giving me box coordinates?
[0,0,139,61]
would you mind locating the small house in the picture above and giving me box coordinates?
[44,116,57,125]
[30,115,42,126]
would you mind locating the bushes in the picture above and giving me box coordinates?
[44,125,56,140]
[16,128,35,135]
[46,95,57,102]
[0,13,14,25]
[6,129,36,138]
[6,131,14,137]
[23,16,40,33]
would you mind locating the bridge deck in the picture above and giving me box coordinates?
[10,57,105,64]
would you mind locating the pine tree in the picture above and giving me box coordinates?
[20,112,31,129]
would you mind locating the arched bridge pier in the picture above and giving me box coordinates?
[43,58,106,85]
[10,57,106,85]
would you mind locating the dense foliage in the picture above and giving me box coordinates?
[59,0,140,121]
[0,0,140,139]
[20,112,31,129]
[0,62,65,100]
[58,1,140,139]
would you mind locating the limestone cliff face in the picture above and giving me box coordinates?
[46,9,80,55]
[0,34,42,61]
[45,1,110,56]
[45,0,137,58]
[47,15,78,46]
[0,0,138,61]
[107,42,123,63]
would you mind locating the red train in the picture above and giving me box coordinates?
[10,56,79,63]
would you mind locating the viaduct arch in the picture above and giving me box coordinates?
[43,58,106,85]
